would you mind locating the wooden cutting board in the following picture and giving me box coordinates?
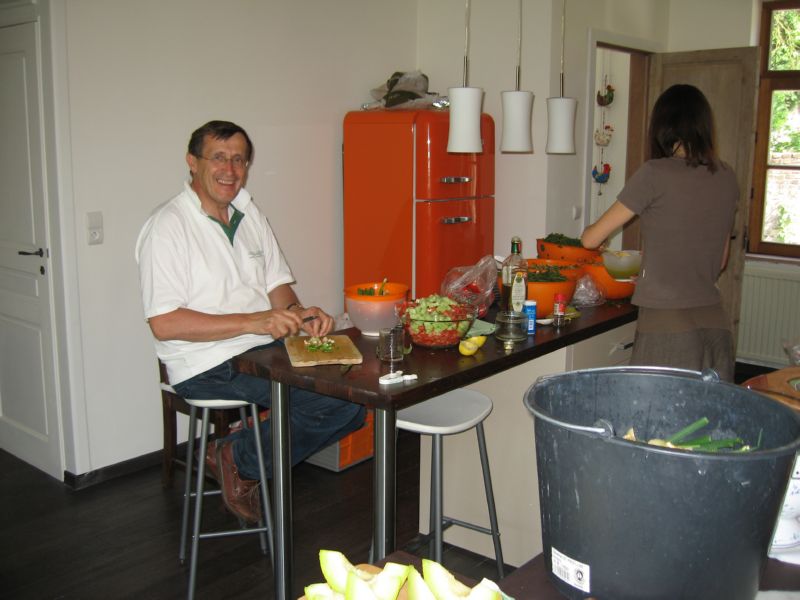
[285,335,363,367]
[298,564,409,600]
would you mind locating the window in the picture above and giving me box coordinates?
[749,0,800,258]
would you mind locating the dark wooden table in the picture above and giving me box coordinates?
[497,553,800,598]
[235,302,638,599]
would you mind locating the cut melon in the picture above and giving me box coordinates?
[421,559,501,600]
[319,549,374,594]
[304,582,344,599]
[370,563,410,599]
[407,566,436,600]
[422,559,471,598]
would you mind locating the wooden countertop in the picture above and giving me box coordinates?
[236,302,637,411]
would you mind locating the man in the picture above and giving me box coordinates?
[135,120,365,522]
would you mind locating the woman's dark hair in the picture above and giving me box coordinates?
[648,84,718,172]
[188,120,253,162]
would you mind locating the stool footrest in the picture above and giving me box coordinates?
[442,516,497,537]
[198,525,269,541]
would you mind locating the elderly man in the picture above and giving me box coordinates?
[136,120,364,522]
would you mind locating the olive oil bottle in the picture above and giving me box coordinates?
[500,236,528,312]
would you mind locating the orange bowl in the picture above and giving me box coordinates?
[526,279,577,318]
[527,258,584,281]
[582,263,635,300]
[536,239,600,264]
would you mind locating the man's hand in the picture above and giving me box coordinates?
[245,308,305,339]
[297,306,334,337]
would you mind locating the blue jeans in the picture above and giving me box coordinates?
[173,347,366,480]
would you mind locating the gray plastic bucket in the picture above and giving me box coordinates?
[524,366,800,600]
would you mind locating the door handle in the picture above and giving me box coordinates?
[440,176,471,184]
[441,216,472,225]
[18,248,44,257]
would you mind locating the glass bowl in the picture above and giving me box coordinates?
[602,250,642,281]
[399,296,476,348]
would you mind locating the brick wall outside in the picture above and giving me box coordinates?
[763,152,800,245]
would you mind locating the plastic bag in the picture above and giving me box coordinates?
[571,274,606,307]
[361,70,447,111]
[440,255,498,317]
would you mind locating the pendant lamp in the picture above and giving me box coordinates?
[448,0,484,153]
[546,0,577,154]
[501,0,534,153]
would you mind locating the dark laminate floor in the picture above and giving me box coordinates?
[0,429,508,600]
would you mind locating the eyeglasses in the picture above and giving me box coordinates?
[199,153,249,169]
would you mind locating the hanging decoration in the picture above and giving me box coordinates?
[596,84,615,107]
[592,163,611,183]
[591,73,614,194]
[593,124,614,146]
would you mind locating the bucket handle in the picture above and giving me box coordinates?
[532,410,615,438]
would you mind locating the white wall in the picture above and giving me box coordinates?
[56,0,417,472]
[49,0,760,474]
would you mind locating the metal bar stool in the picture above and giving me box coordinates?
[169,385,274,600]
[397,388,505,580]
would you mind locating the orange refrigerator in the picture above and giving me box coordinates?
[343,110,495,297]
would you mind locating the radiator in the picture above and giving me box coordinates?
[737,261,800,367]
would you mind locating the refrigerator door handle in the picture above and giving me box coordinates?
[440,176,471,184]
[440,216,472,225]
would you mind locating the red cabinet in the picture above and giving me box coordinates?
[343,110,495,298]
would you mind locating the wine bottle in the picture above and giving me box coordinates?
[500,236,528,312]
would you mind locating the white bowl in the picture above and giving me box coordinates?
[345,295,405,336]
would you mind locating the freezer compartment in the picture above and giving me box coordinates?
[414,197,495,298]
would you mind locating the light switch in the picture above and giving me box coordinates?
[572,205,582,220]
[87,211,104,245]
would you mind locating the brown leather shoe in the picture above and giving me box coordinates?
[216,440,261,523]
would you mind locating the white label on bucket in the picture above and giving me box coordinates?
[551,547,591,593]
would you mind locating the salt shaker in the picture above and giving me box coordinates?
[553,293,567,329]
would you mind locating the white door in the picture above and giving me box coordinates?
[0,21,63,479]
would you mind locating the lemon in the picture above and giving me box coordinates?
[466,335,487,348]
[458,340,479,356]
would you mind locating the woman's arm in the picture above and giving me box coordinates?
[581,201,636,249]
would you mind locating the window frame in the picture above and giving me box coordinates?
[748,0,800,259]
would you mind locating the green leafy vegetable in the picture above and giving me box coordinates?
[527,265,568,282]
[543,233,584,247]
[304,336,336,352]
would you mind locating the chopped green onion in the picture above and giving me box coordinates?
[667,417,710,444]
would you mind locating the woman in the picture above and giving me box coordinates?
[581,84,739,381]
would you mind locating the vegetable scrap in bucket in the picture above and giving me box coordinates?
[622,417,761,452]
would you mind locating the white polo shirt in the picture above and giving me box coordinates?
[135,182,294,384]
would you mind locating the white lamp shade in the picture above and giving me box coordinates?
[501,90,534,153]
[545,96,578,154]
[447,87,484,153]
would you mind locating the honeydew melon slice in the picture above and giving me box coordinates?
[407,566,436,600]
[421,559,501,600]
[319,550,374,594]
[370,563,410,599]
[345,569,406,600]
[304,582,344,599]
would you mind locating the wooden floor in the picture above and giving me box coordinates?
[2,362,771,599]
[0,430,508,599]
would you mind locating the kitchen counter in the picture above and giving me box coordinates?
[237,300,637,594]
